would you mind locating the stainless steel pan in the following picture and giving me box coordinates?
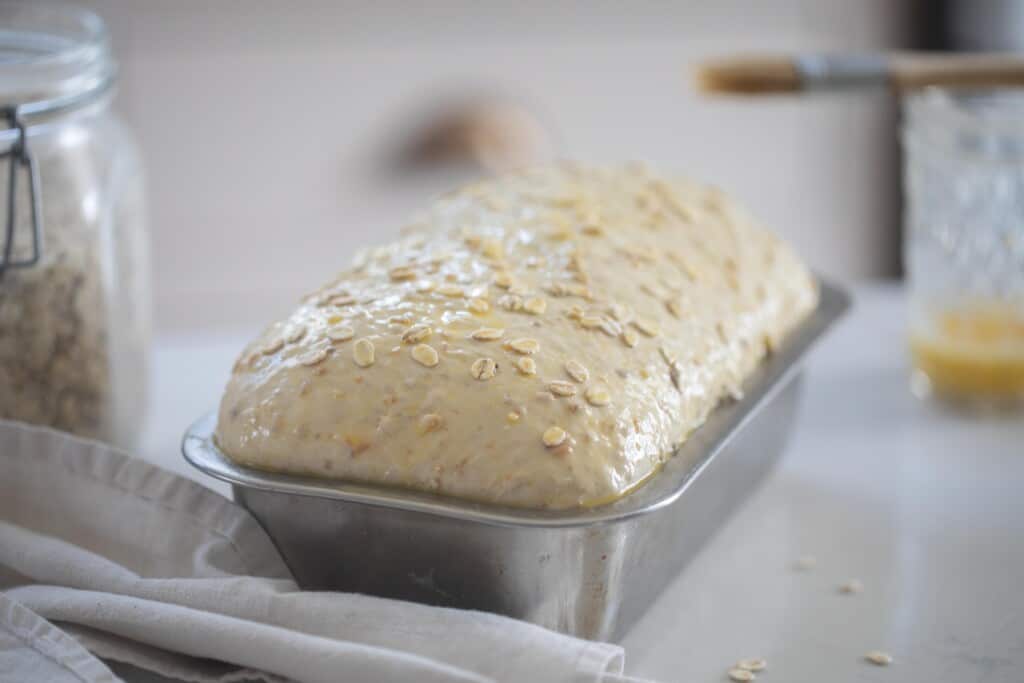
[184,280,849,641]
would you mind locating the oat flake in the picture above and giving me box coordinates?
[794,555,817,571]
[548,381,577,397]
[865,651,893,666]
[260,338,284,355]
[411,344,439,367]
[389,266,416,281]
[353,338,375,367]
[327,326,355,343]
[418,413,444,434]
[402,325,432,344]
[508,338,540,354]
[515,357,537,375]
[542,426,567,447]
[437,284,465,297]
[298,348,329,367]
[632,318,660,337]
[471,357,498,380]
[737,658,767,672]
[523,297,547,315]
[493,271,513,289]
[584,387,611,407]
[471,327,505,341]
[565,360,589,383]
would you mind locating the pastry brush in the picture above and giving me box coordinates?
[695,52,1024,95]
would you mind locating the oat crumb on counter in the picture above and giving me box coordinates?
[793,555,817,571]
[736,658,767,672]
[865,650,893,666]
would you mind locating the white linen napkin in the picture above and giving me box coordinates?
[0,419,644,683]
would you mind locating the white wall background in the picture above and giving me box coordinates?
[84,1,917,333]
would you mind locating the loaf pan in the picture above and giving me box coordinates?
[183,280,849,641]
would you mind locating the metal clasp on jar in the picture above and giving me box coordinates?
[0,106,42,281]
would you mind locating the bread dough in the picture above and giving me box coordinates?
[216,163,817,509]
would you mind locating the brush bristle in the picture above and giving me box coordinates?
[694,57,801,95]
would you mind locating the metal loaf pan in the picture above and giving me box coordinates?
[183,281,849,642]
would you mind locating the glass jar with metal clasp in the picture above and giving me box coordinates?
[0,2,151,446]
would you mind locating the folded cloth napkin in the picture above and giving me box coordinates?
[0,420,646,683]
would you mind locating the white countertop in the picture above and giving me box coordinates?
[138,283,1024,683]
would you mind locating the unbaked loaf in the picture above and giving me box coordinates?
[216,163,818,509]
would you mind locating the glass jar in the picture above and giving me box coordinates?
[0,3,150,446]
[903,88,1024,406]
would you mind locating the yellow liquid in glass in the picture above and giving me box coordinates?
[910,304,1024,399]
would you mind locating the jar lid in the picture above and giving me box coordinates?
[0,2,115,120]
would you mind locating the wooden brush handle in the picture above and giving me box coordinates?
[892,53,1024,90]
[695,51,1024,96]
